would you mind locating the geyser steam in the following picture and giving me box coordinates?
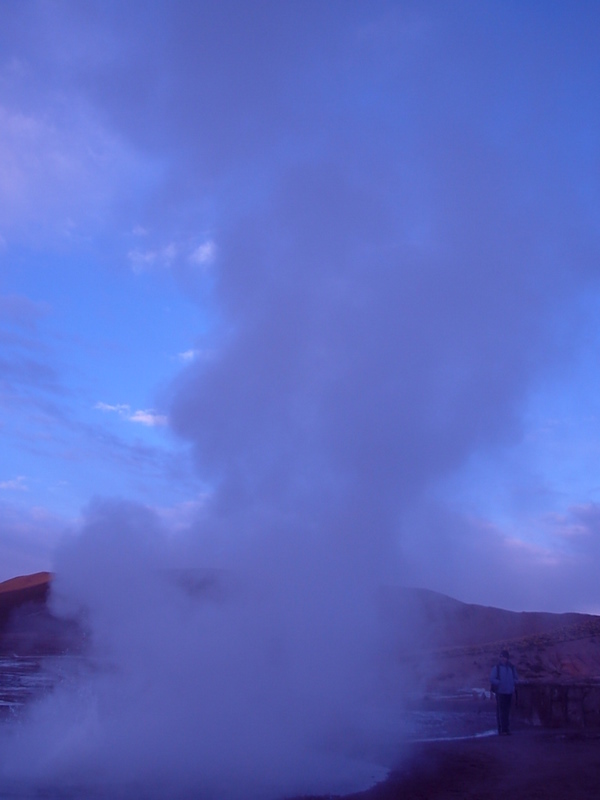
[0,498,408,799]
[2,1,600,797]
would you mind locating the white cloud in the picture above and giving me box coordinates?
[128,238,215,274]
[95,402,167,427]
[177,348,215,363]
[128,242,178,274]
[95,401,130,415]
[129,410,168,427]
[0,293,50,328]
[0,476,28,491]
[189,239,216,267]
[178,349,199,362]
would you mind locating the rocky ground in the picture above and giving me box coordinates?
[3,574,600,798]
[335,728,600,800]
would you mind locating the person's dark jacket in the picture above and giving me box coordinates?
[490,662,518,694]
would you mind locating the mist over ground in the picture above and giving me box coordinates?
[1,1,600,797]
[0,499,412,799]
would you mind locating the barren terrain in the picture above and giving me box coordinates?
[3,574,600,798]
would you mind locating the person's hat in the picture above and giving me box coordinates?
[501,649,509,658]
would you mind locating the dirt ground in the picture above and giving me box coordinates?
[342,728,600,800]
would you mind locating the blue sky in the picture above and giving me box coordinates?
[1,1,600,612]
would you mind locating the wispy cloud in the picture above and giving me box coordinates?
[177,348,215,363]
[189,240,216,267]
[543,503,600,543]
[0,100,146,245]
[128,242,178,274]
[95,402,129,415]
[95,402,167,427]
[178,349,199,362]
[129,409,168,427]
[0,475,28,491]
[0,294,50,329]
[128,238,216,274]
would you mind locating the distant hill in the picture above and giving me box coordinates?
[0,571,52,593]
[0,572,81,656]
[382,586,599,647]
[0,572,52,629]
[2,573,600,685]
[381,587,600,690]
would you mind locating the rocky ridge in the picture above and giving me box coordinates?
[2,573,600,687]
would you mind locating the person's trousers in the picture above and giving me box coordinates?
[496,693,512,734]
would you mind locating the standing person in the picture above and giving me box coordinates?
[490,649,518,735]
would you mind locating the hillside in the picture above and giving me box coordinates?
[2,573,600,685]
[385,586,596,648]
[381,587,600,691]
[0,572,81,656]
[0,572,52,627]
